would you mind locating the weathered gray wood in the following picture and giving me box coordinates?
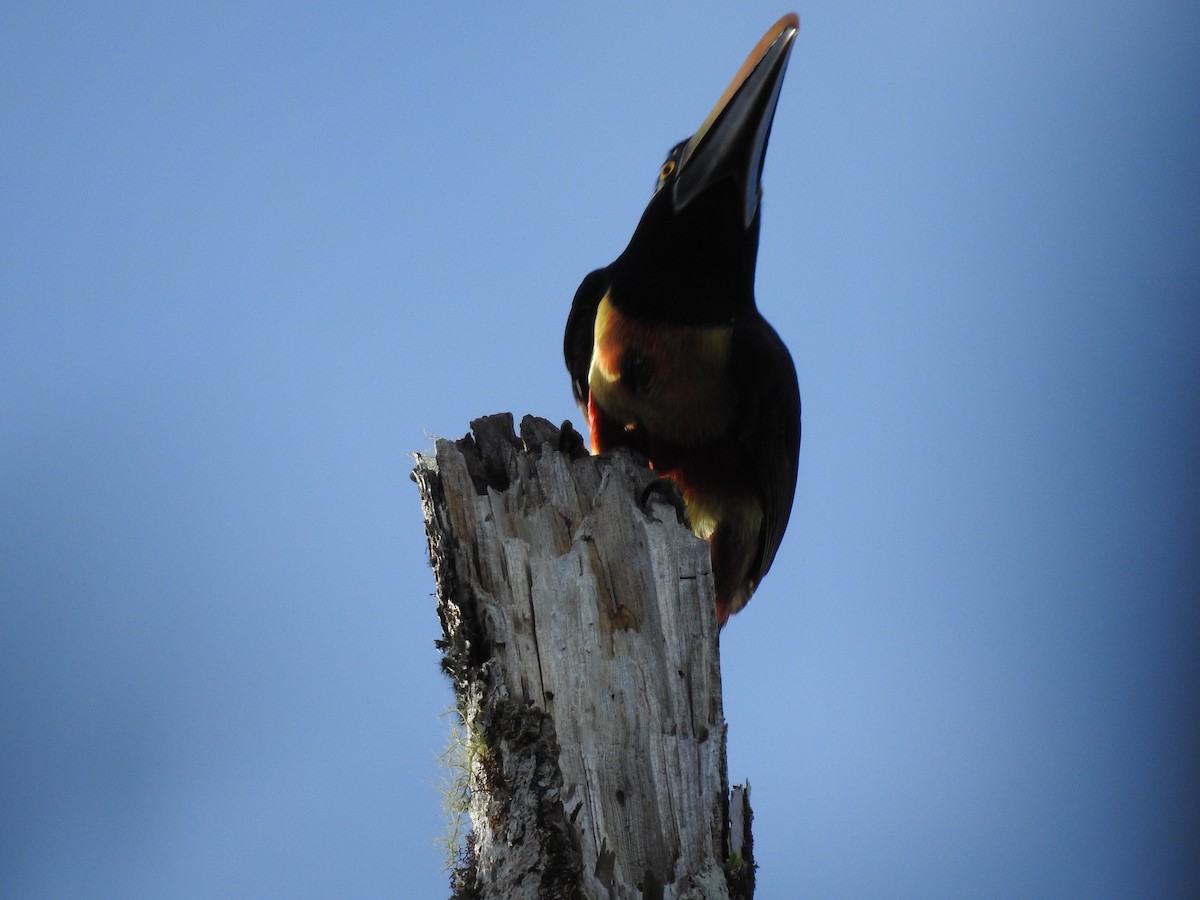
[413,413,755,899]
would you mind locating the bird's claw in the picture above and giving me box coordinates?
[557,420,589,459]
[640,476,690,528]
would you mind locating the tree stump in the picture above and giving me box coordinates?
[413,413,755,899]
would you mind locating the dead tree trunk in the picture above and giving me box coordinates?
[413,413,755,899]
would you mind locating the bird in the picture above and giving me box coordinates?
[564,14,802,628]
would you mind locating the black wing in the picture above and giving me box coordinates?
[563,268,609,414]
[732,312,801,586]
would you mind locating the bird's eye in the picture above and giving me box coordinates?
[659,160,676,181]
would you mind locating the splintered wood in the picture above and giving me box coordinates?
[413,413,755,899]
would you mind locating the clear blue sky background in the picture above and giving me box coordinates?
[3,3,1197,897]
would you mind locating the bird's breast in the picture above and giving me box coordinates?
[588,294,736,447]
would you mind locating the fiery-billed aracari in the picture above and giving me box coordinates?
[564,14,801,627]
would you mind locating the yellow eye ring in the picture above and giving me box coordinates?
[659,160,676,180]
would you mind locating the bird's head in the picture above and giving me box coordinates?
[609,14,798,325]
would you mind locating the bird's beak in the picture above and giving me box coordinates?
[673,13,798,229]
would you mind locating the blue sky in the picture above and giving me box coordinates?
[2,2,1198,897]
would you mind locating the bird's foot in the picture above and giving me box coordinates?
[557,420,589,459]
[640,476,690,528]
